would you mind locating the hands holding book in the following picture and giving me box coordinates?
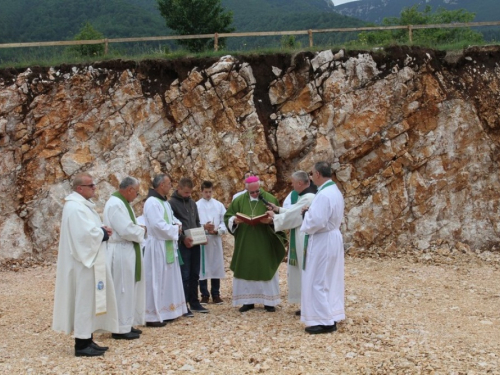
[235,212,271,226]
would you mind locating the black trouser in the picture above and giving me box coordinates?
[199,279,221,297]
[179,242,201,306]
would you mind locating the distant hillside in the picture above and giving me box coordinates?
[333,0,500,24]
[0,0,168,44]
[0,0,365,52]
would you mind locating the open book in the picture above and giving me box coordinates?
[236,212,269,226]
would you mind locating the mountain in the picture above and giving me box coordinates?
[0,0,169,44]
[332,0,500,24]
[0,0,361,43]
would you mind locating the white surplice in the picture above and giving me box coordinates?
[53,192,119,339]
[228,196,281,307]
[143,197,187,321]
[232,190,246,201]
[103,195,146,333]
[196,197,227,280]
[300,182,345,326]
[273,192,315,303]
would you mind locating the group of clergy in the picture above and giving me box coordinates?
[227,162,345,335]
[52,161,345,357]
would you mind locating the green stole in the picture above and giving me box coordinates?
[303,180,335,270]
[111,192,141,282]
[288,190,299,266]
[154,197,176,264]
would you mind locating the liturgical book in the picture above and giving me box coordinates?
[236,212,269,226]
[184,227,208,245]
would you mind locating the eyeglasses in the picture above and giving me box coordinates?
[79,184,96,188]
[249,190,260,194]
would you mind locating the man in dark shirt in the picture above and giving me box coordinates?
[169,177,213,315]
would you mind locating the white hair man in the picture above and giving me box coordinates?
[103,176,146,340]
[266,170,316,315]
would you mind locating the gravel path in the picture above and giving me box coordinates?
[1,252,499,374]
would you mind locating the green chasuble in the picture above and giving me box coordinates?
[224,190,286,281]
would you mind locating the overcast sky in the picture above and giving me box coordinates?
[331,0,360,5]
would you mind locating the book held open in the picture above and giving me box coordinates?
[236,212,269,226]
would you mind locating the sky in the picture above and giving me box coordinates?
[331,0,360,5]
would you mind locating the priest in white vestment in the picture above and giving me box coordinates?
[300,162,345,335]
[267,171,316,310]
[196,180,227,304]
[143,174,187,326]
[103,177,145,340]
[53,173,118,357]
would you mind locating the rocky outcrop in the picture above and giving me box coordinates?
[1,46,500,259]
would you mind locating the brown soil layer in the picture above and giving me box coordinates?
[1,250,499,374]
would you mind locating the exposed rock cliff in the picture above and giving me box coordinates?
[1,46,500,259]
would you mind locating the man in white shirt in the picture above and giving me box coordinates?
[143,174,187,326]
[53,173,118,357]
[103,177,146,340]
[196,180,227,304]
[300,161,345,334]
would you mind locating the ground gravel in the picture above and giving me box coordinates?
[1,249,499,374]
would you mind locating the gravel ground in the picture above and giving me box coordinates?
[1,250,499,374]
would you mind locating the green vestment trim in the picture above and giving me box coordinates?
[154,197,176,265]
[111,192,141,282]
[303,181,335,270]
[224,190,286,281]
[288,190,299,266]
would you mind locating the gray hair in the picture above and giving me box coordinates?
[314,161,333,178]
[152,174,168,189]
[71,172,92,190]
[291,170,309,184]
[119,176,139,190]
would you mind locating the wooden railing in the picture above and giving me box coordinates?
[1,21,499,53]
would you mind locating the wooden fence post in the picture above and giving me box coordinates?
[214,33,219,51]
[408,25,413,44]
[104,39,109,55]
[308,29,313,48]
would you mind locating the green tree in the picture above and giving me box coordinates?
[157,0,234,52]
[68,22,105,57]
[356,5,484,47]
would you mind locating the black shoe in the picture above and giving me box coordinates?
[75,346,105,357]
[183,309,194,318]
[146,321,167,327]
[200,296,210,305]
[239,304,255,312]
[295,310,301,316]
[163,319,175,323]
[90,341,108,352]
[190,303,209,313]
[264,305,276,312]
[305,323,337,335]
[112,332,140,340]
[131,327,142,334]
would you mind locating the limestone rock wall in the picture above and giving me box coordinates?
[1,46,500,259]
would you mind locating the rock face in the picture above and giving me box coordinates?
[1,46,500,259]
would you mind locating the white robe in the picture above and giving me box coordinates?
[103,196,146,333]
[232,190,246,201]
[228,196,281,307]
[53,192,119,339]
[273,192,315,303]
[300,182,345,326]
[143,197,187,321]
[196,198,227,280]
